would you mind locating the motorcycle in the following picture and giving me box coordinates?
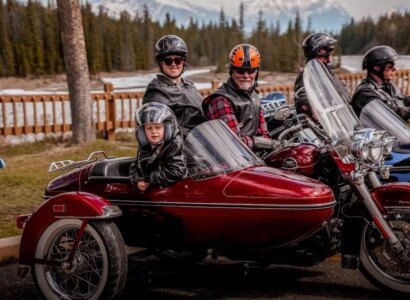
[16,59,410,299]
[360,99,410,182]
[264,59,410,294]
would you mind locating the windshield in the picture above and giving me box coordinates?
[184,120,264,180]
[360,99,410,146]
[303,59,361,163]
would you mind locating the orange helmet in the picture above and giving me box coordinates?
[229,44,261,69]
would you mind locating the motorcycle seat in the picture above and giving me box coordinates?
[89,157,134,181]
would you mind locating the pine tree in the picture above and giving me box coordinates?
[42,2,58,74]
[26,0,45,75]
[0,0,15,76]
[239,2,244,33]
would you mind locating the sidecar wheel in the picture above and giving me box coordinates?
[33,219,127,300]
[360,210,410,295]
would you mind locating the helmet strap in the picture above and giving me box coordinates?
[369,65,386,82]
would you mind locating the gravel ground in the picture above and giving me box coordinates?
[0,256,405,300]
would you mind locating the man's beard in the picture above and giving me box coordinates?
[237,80,254,91]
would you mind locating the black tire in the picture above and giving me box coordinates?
[360,210,410,295]
[33,219,128,300]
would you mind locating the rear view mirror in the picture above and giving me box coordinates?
[272,105,296,121]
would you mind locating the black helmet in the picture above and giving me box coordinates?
[362,45,398,70]
[155,35,188,60]
[302,32,337,60]
[135,102,177,146]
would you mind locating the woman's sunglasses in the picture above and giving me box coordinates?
[162,57,185,66]
[233,67,258,75]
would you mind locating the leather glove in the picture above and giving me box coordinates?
[399,107,410,120]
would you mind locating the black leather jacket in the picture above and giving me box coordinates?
[352,76,410,121]
[202,78,261,136]
[143,74,206,135]
[129,132,186,188]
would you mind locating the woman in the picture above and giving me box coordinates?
[143,35,206,135]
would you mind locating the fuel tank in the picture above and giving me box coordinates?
[265,143,322,177]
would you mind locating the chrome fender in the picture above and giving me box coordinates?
[18,191,122,265]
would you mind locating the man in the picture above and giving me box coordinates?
[294,32,349,119]
[202,43,275,151]
[351,45,410,121]
[143,34,205,135]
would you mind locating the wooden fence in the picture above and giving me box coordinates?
[1,70,410,141]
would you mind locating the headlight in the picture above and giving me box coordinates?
[382,135,395,156]
[367,140,383,162]
[350,128,392,163]
[351,140,369,161]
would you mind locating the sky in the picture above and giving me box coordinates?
[335,0,410,20]
[191,0,410,21]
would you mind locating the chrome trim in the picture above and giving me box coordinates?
[389,166,410,172]
[384,206,410,210]
[54,205,123,219]
[107,199,337,210]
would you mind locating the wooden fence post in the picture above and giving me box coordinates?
[211,79,220,89]
[104,83,113,93]
[104,83,116,141]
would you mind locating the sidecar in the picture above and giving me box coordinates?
[17,120,335,300]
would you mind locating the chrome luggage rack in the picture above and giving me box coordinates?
[49,151,110,173]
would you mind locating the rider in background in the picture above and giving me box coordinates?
[351,45,410,122]
[143,35,206,135]
[202,43,277,151]
[129,102,186,191]
[294,32,349,120]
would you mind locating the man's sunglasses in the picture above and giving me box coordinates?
[233,67,258,75]
[162,57,185,66]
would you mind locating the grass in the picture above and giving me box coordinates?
[0,136,136,239]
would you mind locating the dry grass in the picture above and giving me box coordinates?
[0,136,136,239]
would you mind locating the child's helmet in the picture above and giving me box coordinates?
[135,102,177,146]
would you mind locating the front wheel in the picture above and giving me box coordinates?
[33,219,128,300]
[360,209,410,295]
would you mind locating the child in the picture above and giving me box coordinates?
[129,102,186,191]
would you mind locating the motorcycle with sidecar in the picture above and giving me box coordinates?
[16,59,410,299]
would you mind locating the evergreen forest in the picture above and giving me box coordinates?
[0,0,409,77]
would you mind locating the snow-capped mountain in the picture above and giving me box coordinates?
[88,0,352,33]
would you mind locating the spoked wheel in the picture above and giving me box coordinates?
[360,209,410,295]
[33,219,127,300]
